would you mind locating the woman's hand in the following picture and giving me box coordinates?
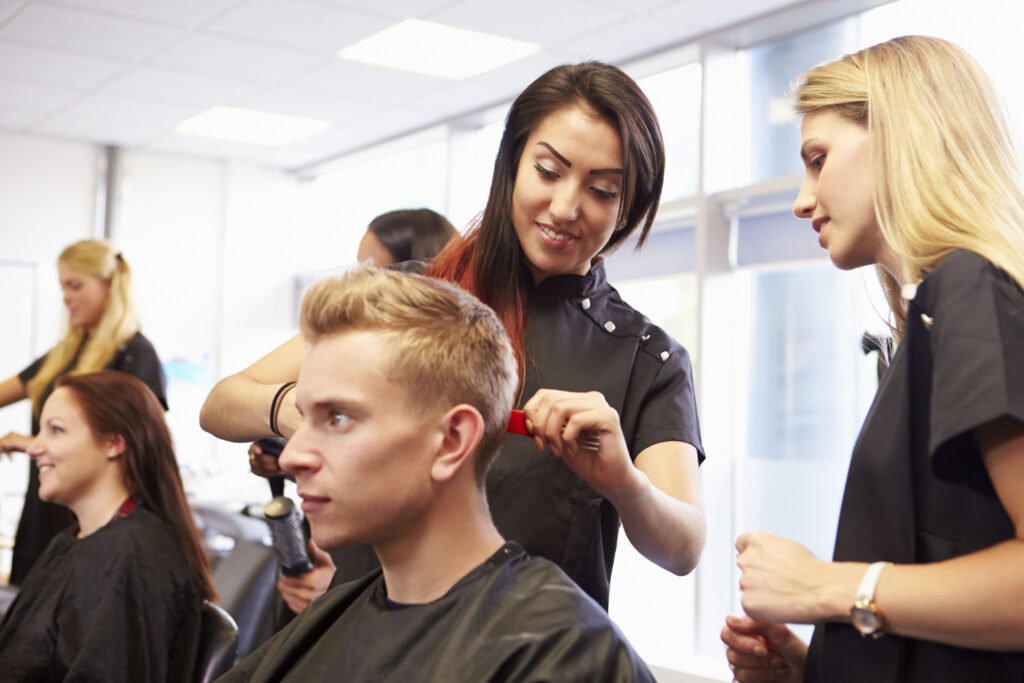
[721,615,807,683]
[248,441,286,479]
[277,539,336,613]
[521,389,639,498]
[1,431,31,457]
[736,530,858,624]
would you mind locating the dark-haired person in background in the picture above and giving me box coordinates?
[358,207,457,266]
[0,239,166,586]
[0,371,212,682]
[202,61,707,611]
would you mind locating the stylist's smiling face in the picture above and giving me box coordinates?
[512,104,623,283]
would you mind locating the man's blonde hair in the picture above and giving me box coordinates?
[793,35,1024,336]
[300,266,517,483]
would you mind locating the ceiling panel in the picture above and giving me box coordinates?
[558,15,699,64]
[0,0,889,171]
[652,0,805,33]
[35,91,202,145]
[47,0,239,27]
[0,0,25,22]
[0,3,180,60]
[237,86,376,124]
[0,75,81,111]
[470,49,581,92]
[0,101,44,129]
[102,65,263,107]
[409,79,513,117]
[0,40,125,88]
[206,0,393,54]
[305,0,458,21]
[429,0,627,46]
[151,33,328,83]
[290,59,446,104]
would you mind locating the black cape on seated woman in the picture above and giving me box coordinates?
[0,505,201,683]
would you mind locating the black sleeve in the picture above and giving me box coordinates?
[631,345,705,463]
[18,353,46,385]
[109,332,169,410]
[927,254,1024,493]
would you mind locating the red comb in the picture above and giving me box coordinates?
[507,409,529,436]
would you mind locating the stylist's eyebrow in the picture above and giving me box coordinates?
[537,142,622,175]
[538,142,571,166]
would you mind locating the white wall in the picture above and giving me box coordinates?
[0,131,98,361]
[0,132,98,579]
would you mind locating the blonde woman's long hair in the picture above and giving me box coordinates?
[26,240,139,415]
[793,35,1024,336]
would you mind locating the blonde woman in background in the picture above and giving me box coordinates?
[722,36,1024,682]
[0,239,166,586]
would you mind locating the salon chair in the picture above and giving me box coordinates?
[193,601,238,683]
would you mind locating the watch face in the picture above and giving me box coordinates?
[852,606,881,634]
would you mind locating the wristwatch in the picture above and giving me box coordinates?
[850,561,891,638]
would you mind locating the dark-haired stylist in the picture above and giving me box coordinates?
[0,240,166,586]
[201,61,706,609]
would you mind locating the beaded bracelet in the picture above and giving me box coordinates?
[269,381,297,437]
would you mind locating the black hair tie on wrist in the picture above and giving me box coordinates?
[269,381,297,437]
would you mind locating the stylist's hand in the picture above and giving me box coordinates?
[277,539,336,613]
[736,531,834,624]
[248,441,286,478]
[721,615,806,683]
[522,389,637,497]
[1,431,31,458]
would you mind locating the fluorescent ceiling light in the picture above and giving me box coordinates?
[338,18,538,80]
[174,106,330,147]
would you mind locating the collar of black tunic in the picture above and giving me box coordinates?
[526,259,608,301]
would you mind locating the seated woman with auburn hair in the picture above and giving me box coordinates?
[0,371,215,682]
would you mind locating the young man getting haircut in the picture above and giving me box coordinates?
[216,267,653,682]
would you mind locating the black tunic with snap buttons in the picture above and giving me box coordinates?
[485,260,705,609]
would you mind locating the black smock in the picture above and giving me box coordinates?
[11,331,167,586]
[0,506,201,682]
[805,251,1024,682]
[217,542,654,683]
[487,261,704,608]
[324,262,704,608]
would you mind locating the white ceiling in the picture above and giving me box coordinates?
[0,0,844,173]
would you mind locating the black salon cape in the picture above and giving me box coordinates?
[326,262,705,609]
[217,542,654,683]
[805,251,1024,682]
[0,506,201,682]
[11,331,167,586]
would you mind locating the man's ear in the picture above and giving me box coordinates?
[431,404,485,483]
[104,434,126,461]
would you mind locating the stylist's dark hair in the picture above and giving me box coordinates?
[367,208,456,263]
[57,371,217,602]
[428,61,665,375]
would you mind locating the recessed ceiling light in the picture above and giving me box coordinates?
[174,106,330,147]
[338,18,538,80]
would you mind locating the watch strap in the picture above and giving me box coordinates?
[856,561,891,603]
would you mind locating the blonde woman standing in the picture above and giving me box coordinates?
[722,36,1024,682]
[0,239,166,585]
